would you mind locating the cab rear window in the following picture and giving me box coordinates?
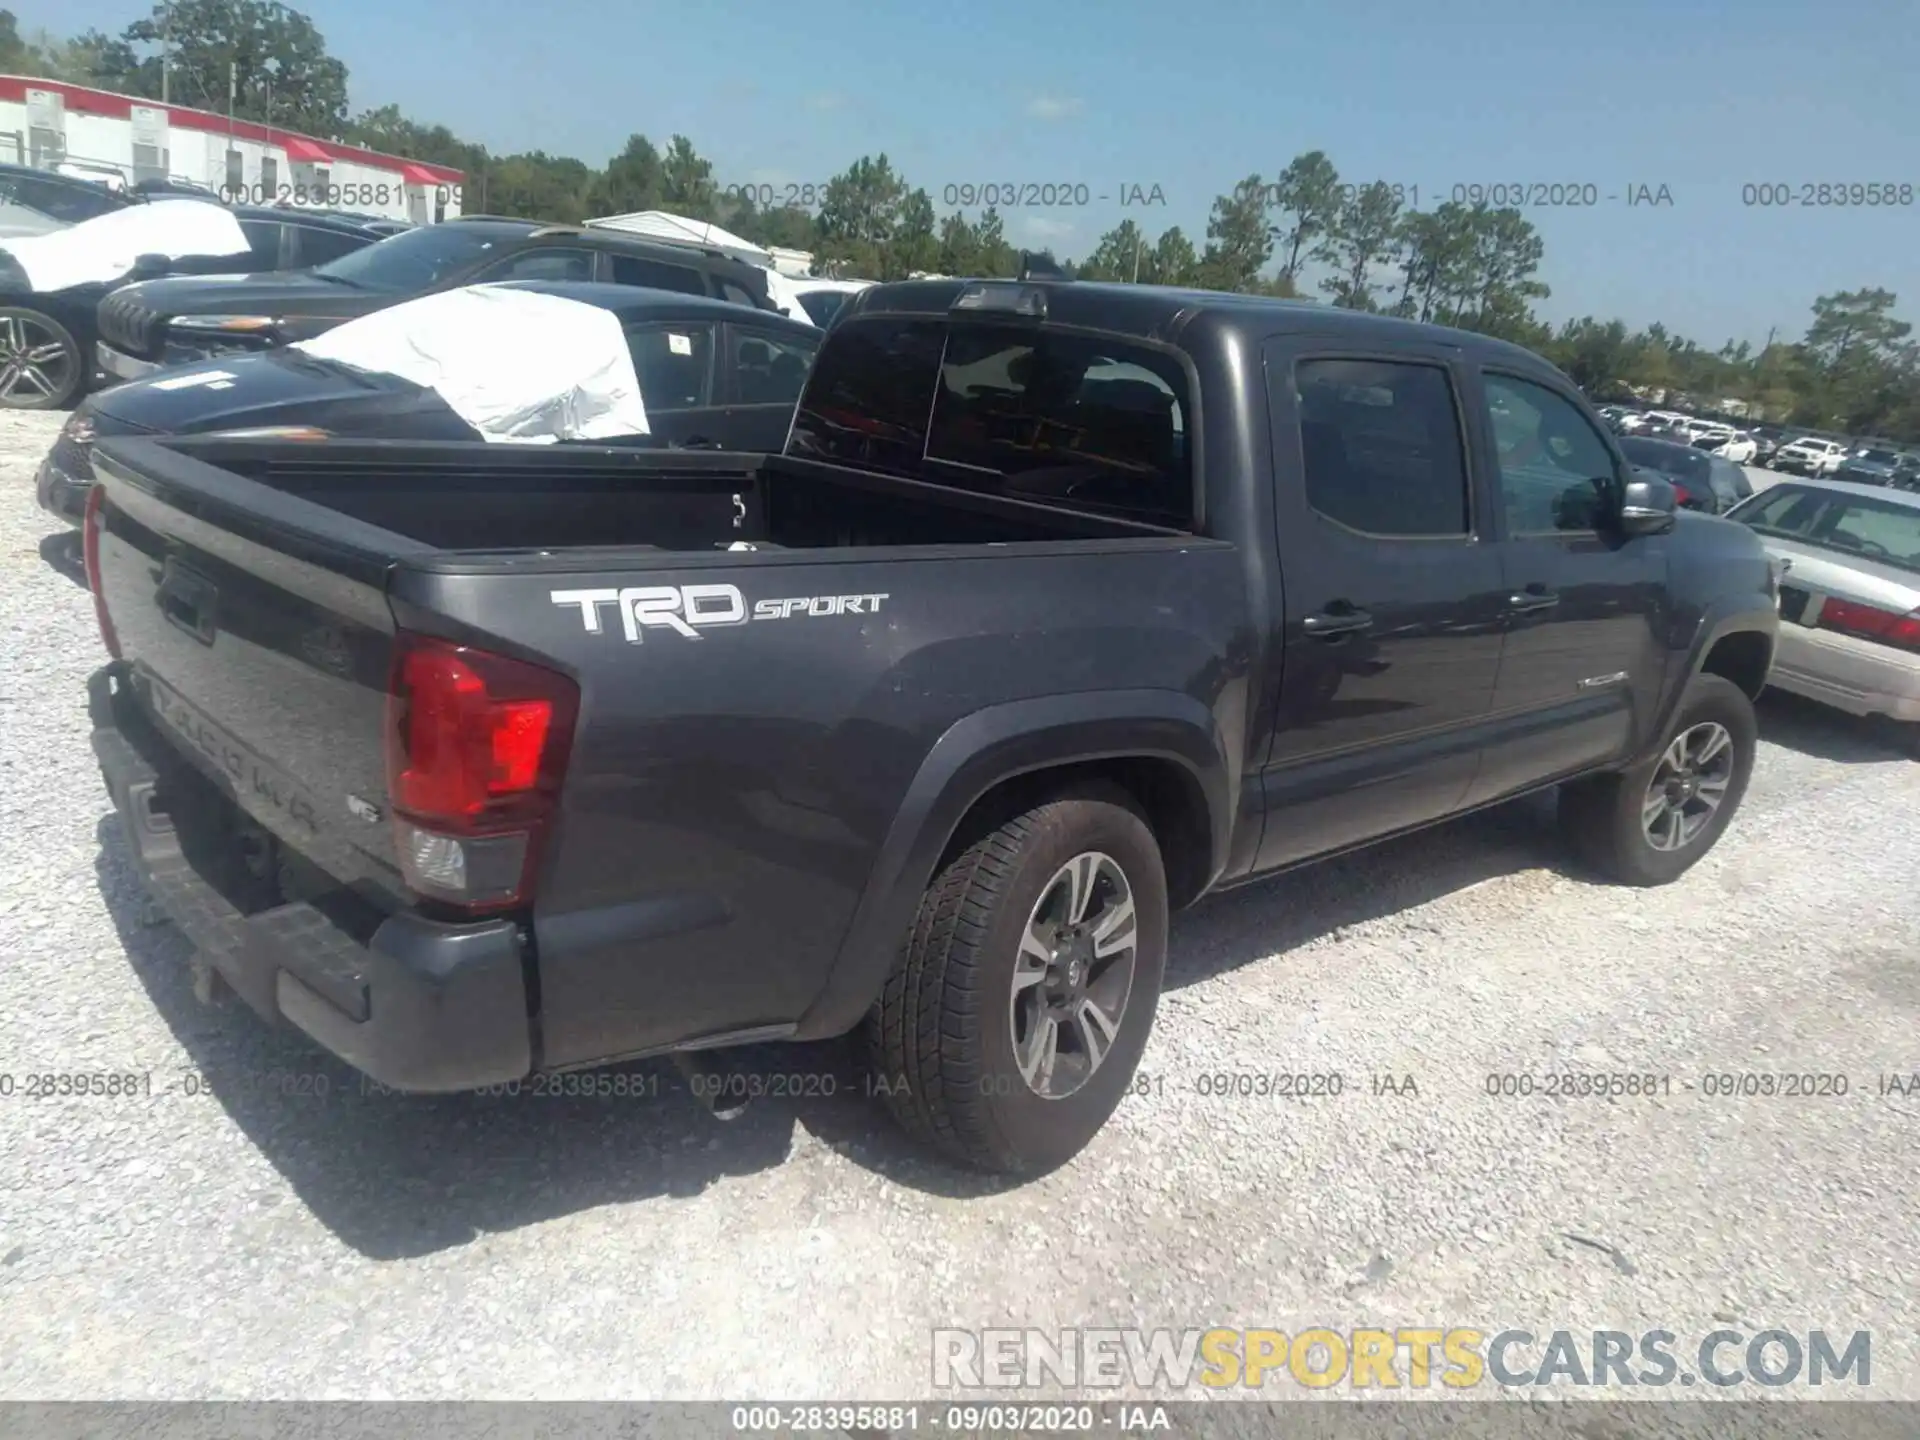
[789,316,1194,528]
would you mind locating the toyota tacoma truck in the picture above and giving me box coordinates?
[83,276,1780,1174]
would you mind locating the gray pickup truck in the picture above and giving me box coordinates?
[83,276,1780,1173]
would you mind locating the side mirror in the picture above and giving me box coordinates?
[1618,472,1678,536]
[129,252,173,279]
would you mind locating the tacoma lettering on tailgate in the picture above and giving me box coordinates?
[551,584,889,643]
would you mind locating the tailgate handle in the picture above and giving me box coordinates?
[157,560,218,645]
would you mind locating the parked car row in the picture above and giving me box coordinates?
[1596,405,1760,463]
[0,184,395,409]
[0,164,838,413]
[1596,401,1920,486]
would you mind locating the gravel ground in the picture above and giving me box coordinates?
[1,410,1917,1403]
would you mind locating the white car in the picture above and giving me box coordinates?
[1727,478,1920,738]
[782,277,875,327]
[1689,424,1757,463]
[1774,436,1849,477]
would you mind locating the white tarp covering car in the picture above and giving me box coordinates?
[290,284,650,442]
[0,199,249,293]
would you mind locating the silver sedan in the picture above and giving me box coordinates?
[1724,478,1920,735]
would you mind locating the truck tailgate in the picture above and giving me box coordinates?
[90,440,422,900]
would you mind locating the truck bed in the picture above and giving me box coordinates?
[87,433,1246,1079]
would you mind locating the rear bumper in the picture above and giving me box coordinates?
[1769,624,1920,722]
[89,663,534,1092]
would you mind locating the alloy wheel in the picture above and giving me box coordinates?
[0,313,77,405]
[1009,851,1138,1100]
[1642,721,1735,852]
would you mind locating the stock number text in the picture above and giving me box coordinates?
[1743,182,1915,207]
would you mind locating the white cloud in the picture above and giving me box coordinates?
[1025,95,1084,121]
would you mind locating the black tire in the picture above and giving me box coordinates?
[1559,673,1758,886]
[0,306,86,410]
[865,783,1168,1175]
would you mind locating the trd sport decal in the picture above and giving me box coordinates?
[551,584,889,642]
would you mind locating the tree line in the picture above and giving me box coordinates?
[4,2,1915,439]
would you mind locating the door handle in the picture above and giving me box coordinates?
[1301,604,1374,639]
[1506,587,1560,614]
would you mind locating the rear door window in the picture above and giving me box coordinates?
[1296,358,1473,536]
[239,219,286,268]
[478,247,595,282]
[728,326,820,405]
[286,224,368,268]
[608,254,709,295]
[626,323,716,410]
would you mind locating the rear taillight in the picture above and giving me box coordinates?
[383,632,579,914]
[1817,597,1920,653]
[82,483,121,659]
[1671,483,1693,507]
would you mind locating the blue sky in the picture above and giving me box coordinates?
[39,0,1920,346]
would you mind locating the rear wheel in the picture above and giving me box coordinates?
[1560,673,1757,885]
[865,784,1167,1174]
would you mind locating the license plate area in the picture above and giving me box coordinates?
[134,668,325,841]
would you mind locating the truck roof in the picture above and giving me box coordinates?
[845,277,1562,374]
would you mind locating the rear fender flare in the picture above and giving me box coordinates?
[792,688,1233,1041]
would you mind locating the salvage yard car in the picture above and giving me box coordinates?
[1696,427,1758,464]
[94,216,790,384]
[1773,435,1850,477]
[1618,435,1753,514]
[1834,446,1905,487]
[0,197,386,410]
[79,276,1779,1174]
[1729,478,1920,743]
[38,281,822,523]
